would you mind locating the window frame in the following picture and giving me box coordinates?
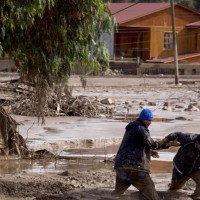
[164,32,173,49]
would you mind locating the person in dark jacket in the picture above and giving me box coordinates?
[112,108,165,200]
[159,132,200,200]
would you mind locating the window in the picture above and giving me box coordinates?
[164,32,173,49]
[179,69,184,75]
[192,69,196,75]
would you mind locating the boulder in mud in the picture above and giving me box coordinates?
[101,98,114,105]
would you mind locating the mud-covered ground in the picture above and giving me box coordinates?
[1,75,200,200]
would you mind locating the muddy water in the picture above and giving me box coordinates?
[2,115,181,175]
[113,114,174,123]
[0,156,117,174]
[62,146,175,174]
[0,148,175,175]
[0,157,173,175]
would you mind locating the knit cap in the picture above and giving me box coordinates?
[139,108,153,121]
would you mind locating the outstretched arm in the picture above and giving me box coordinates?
[159,132,197,147]
[141,127,165,149]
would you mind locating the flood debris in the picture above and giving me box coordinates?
[100,98,114,105]
[0,81,114,118]
[0,106,30,158]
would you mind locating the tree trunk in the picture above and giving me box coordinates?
[0,106,30,158]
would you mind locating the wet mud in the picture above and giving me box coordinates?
[0,76,199,199]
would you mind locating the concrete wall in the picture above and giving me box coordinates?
[140,63,200,75]
[102,30,114,60]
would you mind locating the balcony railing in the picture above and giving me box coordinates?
[113,47,150,61]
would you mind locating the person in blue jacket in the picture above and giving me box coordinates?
[159,132,200,200]
[112,108,165,200]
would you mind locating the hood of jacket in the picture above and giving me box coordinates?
[125,118,146,131]
[114,118,151,172]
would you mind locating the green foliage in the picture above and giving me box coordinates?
[0,0,113,85]
[0,0,113,120]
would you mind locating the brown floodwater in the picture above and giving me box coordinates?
[113,114,174,123]
[0,157,173,175]
[0,115,179,175]
[0,146,175,175]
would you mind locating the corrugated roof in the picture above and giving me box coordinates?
[108,3,136,15]
[186,21,200,28]
[146,52,200,63]
[108,3,171,24]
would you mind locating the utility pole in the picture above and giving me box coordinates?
[170,0,179,85]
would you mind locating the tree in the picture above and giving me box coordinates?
[0,0,113,122]
[0,107,29,157]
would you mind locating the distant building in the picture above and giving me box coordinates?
[107,3,200,64]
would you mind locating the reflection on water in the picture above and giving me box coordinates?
[62,147,176,161]
[0,158,113,174]
[0,159,35,174]
[0,150,175,175]
[0,157,173,175]
[6,115,183,175]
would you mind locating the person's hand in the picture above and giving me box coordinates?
[151,150,159,158]
[157,138,168,146]
[168,138,180,147]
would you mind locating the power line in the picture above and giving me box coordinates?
[111,3,138,15]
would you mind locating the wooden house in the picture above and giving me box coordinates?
[108,3,200,64]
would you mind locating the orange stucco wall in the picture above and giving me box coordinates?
[150,27,200,59]
[186,29,200,51]
[118,5,200,61]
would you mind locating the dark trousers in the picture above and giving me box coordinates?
[113,169,160,200]
[169,168,200,199]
